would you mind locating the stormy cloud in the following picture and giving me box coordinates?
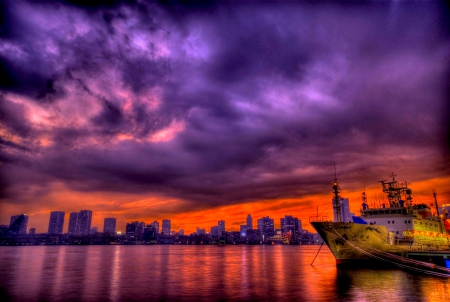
[0,1,449,230]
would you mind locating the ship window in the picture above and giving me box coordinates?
[408,220,411,223]
[405,221,407,224]
[388,221,390,224]
[396,231,399,234]
[392,221,394,224]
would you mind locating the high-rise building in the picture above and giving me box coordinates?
[48,211,65,234]
[218,220,225,235]
[103,218,116,234]
[126,221,145,236]
[78,210,93,236]
[210,226,219,236]
[240,225,249,237]
[29,228,36,235]
[151,221,159,234]
[280,215,300,236]
[68,212,79,235]
[246,214,252,230]
[178,229,184,235]
[332,198,354,222]
[68,210,93,235]
[9,214,29,234]
[257,216,274,238]
[162,219,171,235]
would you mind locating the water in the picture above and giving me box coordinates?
[0,245,449,301]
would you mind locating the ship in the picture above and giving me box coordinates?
[310,173,450,274]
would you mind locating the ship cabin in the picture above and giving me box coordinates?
[356,177,446,239]
[360,203,444,239]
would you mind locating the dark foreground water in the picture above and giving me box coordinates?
[0,245,449,302]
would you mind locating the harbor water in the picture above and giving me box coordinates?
[0,245,449,301]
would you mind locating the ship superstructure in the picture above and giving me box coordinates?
[310,173,450,271]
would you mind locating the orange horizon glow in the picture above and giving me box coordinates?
[2,175,449,235]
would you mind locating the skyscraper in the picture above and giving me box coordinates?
[78,210,92,235]
[211,226,219,236]
[218,220,225,235]
[280,215,300,237]
[103,218,116,234]
[48,211,65,234]
[151,221,159,234]
[68,210,93,235]
[68,212,79,235]
[257,216,274,238]
[246,214,252,230]
[162,219,171,235]
[9,214,29,234]
[126,221,145,236]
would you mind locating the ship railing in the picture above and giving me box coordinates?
[309,216,330,222]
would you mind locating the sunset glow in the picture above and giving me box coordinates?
[1,1,449,235]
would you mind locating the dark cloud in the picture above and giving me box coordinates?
[0,1,449,214]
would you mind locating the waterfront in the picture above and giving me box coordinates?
[0,245,449,301]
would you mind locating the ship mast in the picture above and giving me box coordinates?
[332,165,342,222]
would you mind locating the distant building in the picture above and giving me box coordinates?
[143,225,156,241]
[29,228,36,235]
[280,215,300,236]
[210,226,219,236]
[151,221,160,234]
[178,229,184,235]
[246,229,262,244]
[333,198,354,222]
[0,225,8,236]
[257,216,274,238]
[126,221,145,236]
[9,214,29,234]
[246,214,252,230]
[162,219,171,235]
[440,204,450,218]
[196,227,206,235]
[218,220,225,235]
[240,225,249,237]
[68,212,79,235]
[78,210,93,236]
[68,210,93,235]
[103,218,116,234]
[90,227,98,235]
[48,211,65,234]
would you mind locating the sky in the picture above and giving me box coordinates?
[1,0,449,234]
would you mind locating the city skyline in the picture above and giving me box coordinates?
[1,2,449,235]
[2,210,308,235]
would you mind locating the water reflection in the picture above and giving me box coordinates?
[0,245,449,301]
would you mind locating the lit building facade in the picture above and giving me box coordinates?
[162,219,171,235]
[9,214,29,234]
[68,210,93,235]
[246,214,252,230]
[211,226,219,236]
[257,216,274,238]
[218,220,225,235]
[103,218,116,234]
[280,215,300,236]
[151,221,159,234]
[48,211,65,234]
